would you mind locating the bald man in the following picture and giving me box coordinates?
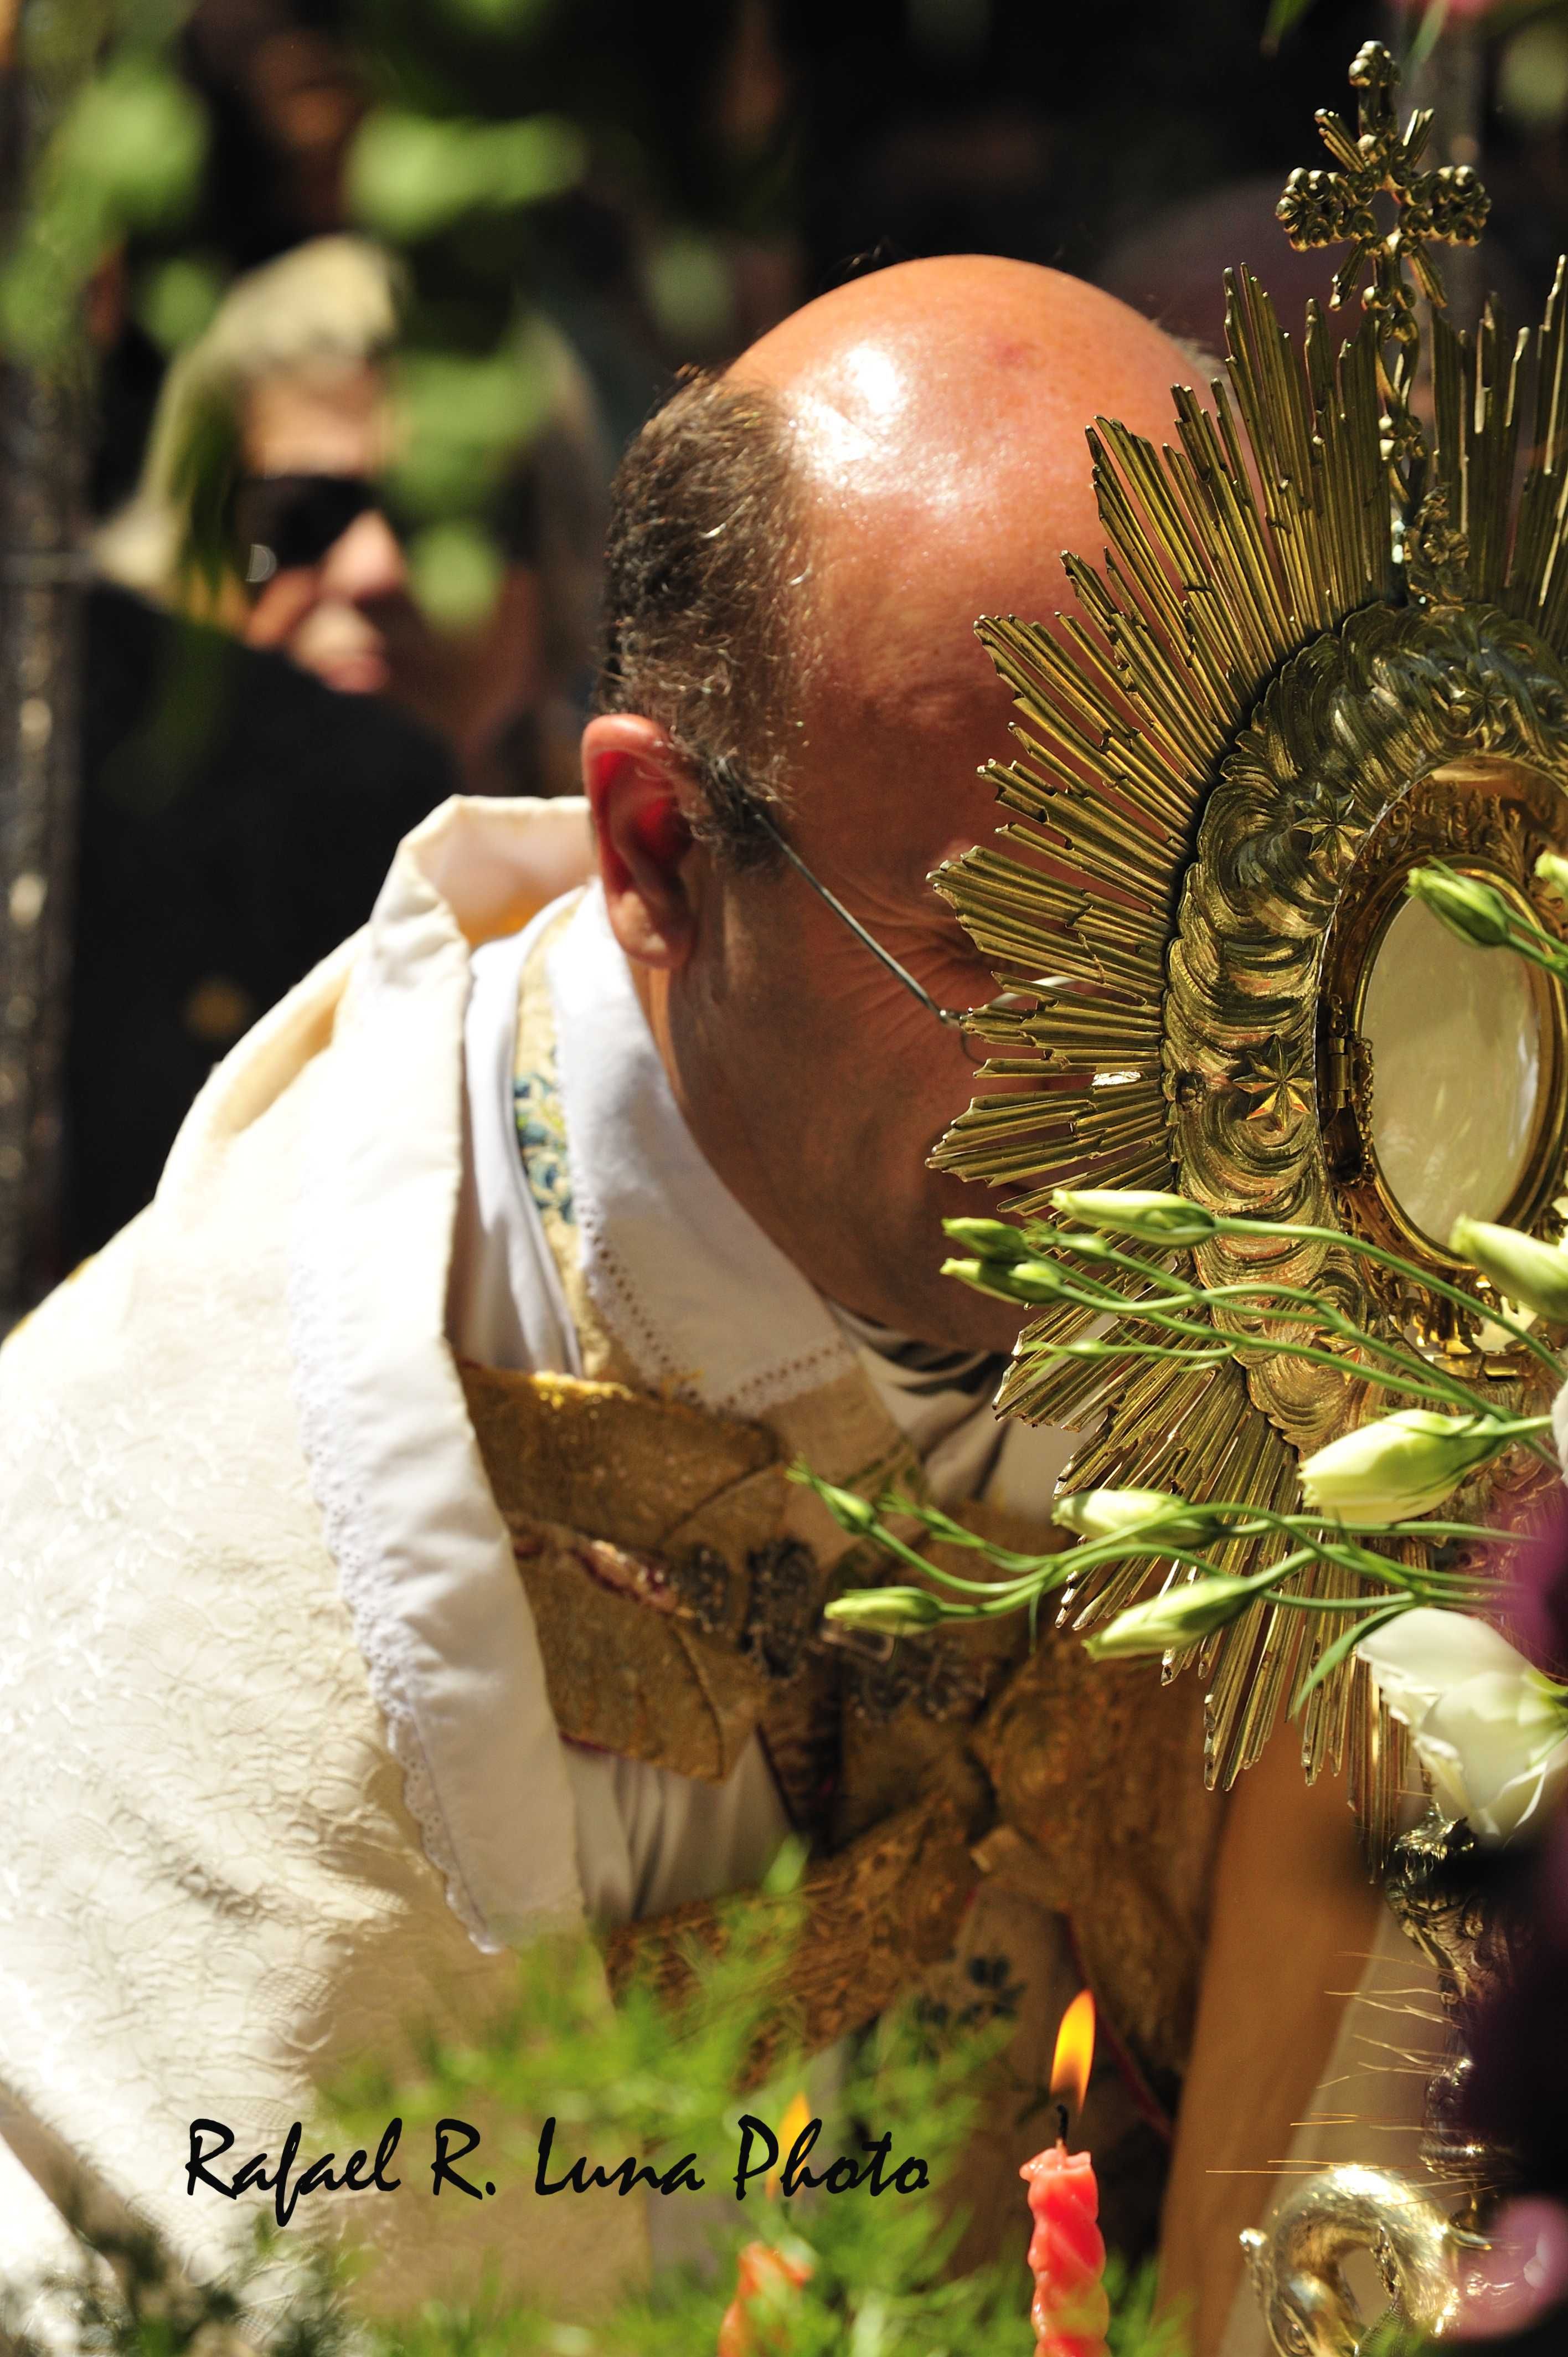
[0,258,1386,2348]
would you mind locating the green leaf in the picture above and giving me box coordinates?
[135,255,225,354]
[406,520,505,629]
[55,56,206,229]
[389,333,551,516]
[644,230,735,349]
[441,0,561,32]
[1407,0,1455,78]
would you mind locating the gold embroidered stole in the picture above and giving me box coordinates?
[460,907,1226,2258]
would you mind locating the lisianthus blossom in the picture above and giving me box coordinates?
[1450,1216,1568,1325]
[1405,864,1515,948]
[1356,1609,1568,1840]
[1085,1573,1255,1660]
[1054,1488,1221,1548]
[1048,1188,1219,1244]
[1299,1408,1522,1525]
[824,1585,945,1633]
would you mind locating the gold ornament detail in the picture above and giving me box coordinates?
[934,45,1568,1831]
[1279,38,1489,489]
[1170,601,1568,1459]
[1277,40,1488,323]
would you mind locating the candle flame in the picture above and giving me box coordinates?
[767,2092,813,2198]
[1049,1989,1096,2119]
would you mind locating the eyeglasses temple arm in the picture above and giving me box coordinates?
[754,811,964,1026]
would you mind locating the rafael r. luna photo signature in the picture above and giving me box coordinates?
[186,2114,931,2225]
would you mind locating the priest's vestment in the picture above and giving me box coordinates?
[0,796,1398,2335]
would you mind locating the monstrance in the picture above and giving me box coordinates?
[936,39,1568,1843]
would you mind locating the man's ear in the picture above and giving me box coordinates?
[581,714,698,970]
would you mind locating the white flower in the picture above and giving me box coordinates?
[1356,1609,1568,1840]
[1048,1188,1219,1244]
[1053,1488,1221,1547]
[1084,1574,1254,1660]
[1299,1408,1518,1525]
[1405,864,1515,949]
[1450,1216,1568,1325]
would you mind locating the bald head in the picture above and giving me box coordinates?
[733,252,1193,573]
[586,258,1201,1346]
[728,255,1194,807]
[597,254,1195,860]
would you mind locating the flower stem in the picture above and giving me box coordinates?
[1213,1217,1567,1385]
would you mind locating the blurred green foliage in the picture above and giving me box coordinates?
[0,20,207,364]
[1,1860,1189,2355]
[0,0,792,625]
[133,250,224,353]
[644,228,736,349]
[348,109,585,243]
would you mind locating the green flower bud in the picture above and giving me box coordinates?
[1084,1575,1254,1660]
[813,1483,880,1535]
[942,1217,1032,1265]
[1054,1488,1223,1547]
[1404,864,1513,949]
[941,1256,1067,1304]
[1535,849,1568,903]
[824,1586,945,1632]
[1299,1408,1517,1526]
[1049,1188,1218,1244]
[1450,1216,1568,1325]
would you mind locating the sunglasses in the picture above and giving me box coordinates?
[230,472,392,590]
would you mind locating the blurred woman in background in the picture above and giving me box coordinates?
[96,234,607,797]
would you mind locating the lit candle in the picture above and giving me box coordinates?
[1020,1990,1109,2357]
[1022,2140,1110,2357]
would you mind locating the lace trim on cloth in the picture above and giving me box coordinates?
[288,1116,495,1947]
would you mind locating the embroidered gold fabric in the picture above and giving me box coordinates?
[973,1647,1219,2100]
[472,921,1229,2262]
[460,1358,1221,2106]
[462,1360,787,1781]
[601,1787,977,2075]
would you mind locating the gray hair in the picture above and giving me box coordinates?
[595,369,813,868]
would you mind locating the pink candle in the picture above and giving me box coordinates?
[1020,2140,1110,2357]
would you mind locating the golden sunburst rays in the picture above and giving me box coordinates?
[930,276,1568,1825]
[924,276,1474,1826]
[925,53,1568,1834]
[931,271,1391,1222]
[1421,261,1568,634]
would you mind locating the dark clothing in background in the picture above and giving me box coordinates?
[66,584,457,1262]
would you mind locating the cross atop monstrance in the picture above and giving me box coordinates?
[1275,40,1493,492]
[1276,38,1490,334]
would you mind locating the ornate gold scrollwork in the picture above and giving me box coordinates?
[1168,598,1568,1458]
[933,41,1568,1813]
[1240,2165,1459,2357]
